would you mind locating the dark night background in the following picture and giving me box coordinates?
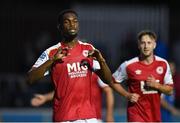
[0,0,180,122]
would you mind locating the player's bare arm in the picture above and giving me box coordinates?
[27,48,66,84]
[102,86,114,122]
[109,79,140,103]
[31,94,47,107]
[88,49,112,83]
[42,91,54,102]
[146,75,173,95]
[161,97,180,116]
[31,91,54,107]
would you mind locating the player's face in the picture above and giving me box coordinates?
[62,13,79,38]
[138,35,156,57]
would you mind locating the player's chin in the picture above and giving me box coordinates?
[65,33,77,40]
[143,52,151,57]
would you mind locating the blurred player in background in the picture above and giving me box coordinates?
[106,30,173,122]
[27,9,112,122]
[161,61,180,122]
[31,73,114,122]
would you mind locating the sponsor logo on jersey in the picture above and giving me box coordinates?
[82,50,89,57]
[67,62,88,78]
[156,66,163,74]
[135,69,142,75]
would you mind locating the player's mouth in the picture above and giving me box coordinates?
[68,29,77,35]
[143,50,150,53]
[69,29,76,33]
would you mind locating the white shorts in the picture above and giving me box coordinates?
[60,118,99,123]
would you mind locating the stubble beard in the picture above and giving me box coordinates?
[64,33,78,42]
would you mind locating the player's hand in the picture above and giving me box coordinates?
[88,49,100,58]
[146,75,156,83]
[52,47,68,61]
[88,49,105,62]
[106,115,114,122]
[127,93,140,103]
[146,75,160,89]
[31,94,47,107]
[171,108,180,116]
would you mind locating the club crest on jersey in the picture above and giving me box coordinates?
[82,50,89,57]
[135,69,142,75]
[156,66,163,74]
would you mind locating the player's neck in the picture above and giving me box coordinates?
[62,39,78,48]
[139,54,154,65]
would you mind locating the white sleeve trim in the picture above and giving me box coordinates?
[164,61,173,85]
[97,77,108,88]
[92,60,100,71]
[32,50,50,76]
[113,61,128,83]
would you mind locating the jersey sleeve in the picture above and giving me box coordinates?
[161,93,165,99]
[32,50,50,76]
[92,60,101,71]
[164,62,173,85]
[81,42,100,71]
[112,61,128,83]
[97,77,108,88]
[87,43,101,71]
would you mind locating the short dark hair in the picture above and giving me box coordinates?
[137,30,157,42]
[57,9,78,25]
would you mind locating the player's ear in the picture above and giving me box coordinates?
[153,42,157,49]
[137,40,141,49]
[57,24,61,31]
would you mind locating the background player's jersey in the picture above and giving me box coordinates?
[33,40,100,121]
[161,92,175,122]
[91,73,108,120]
[113,56,173,122]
